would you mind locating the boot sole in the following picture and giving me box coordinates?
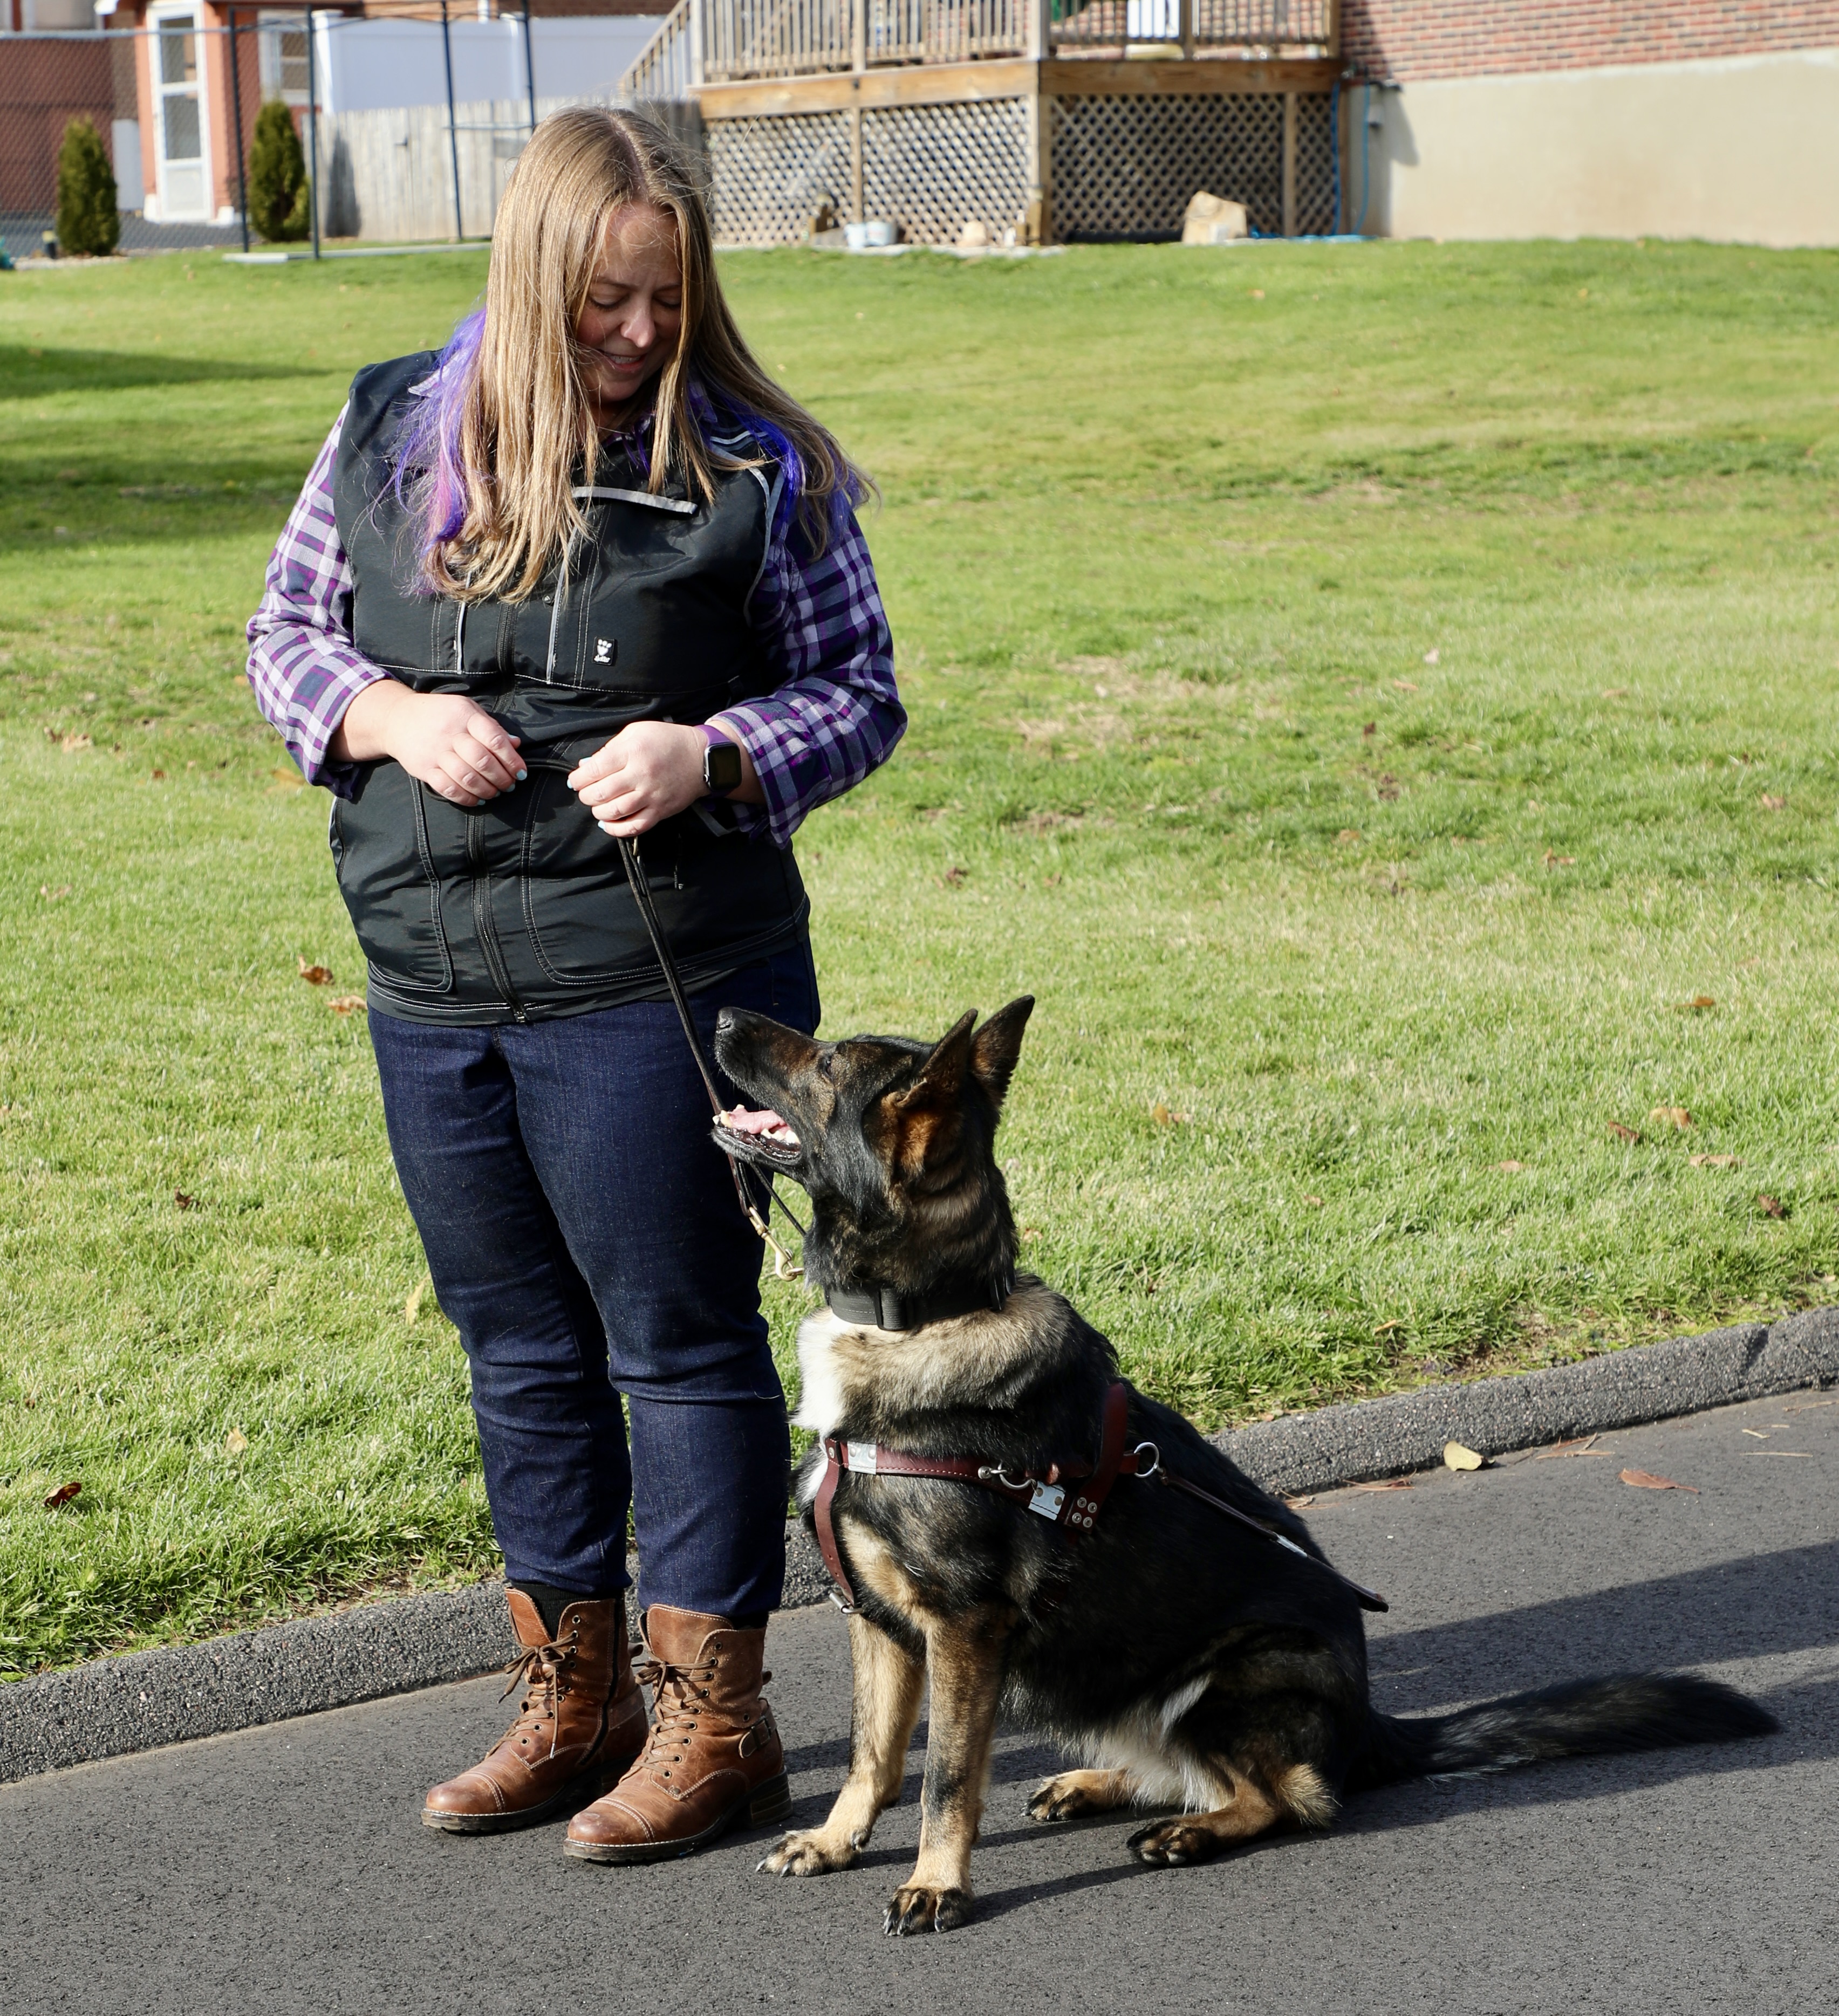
[562,1771,794,1865]
[421,1746,641,1836]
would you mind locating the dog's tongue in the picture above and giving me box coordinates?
[720,1106,787,1136]
[718,1105,800,1147]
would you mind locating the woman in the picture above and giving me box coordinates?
[247,108,903,1863]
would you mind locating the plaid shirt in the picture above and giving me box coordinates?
[245,404,904,847]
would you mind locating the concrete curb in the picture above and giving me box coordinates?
[4,1307,1833,1784]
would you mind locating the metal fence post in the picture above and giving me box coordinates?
[228,8,249,253]
[440,0,464,241]
[305,4,321,259]
[522,5,537,138]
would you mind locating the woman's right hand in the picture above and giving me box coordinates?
[329,681,524,806]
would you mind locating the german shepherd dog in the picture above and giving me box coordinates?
[712,997,1775,1936]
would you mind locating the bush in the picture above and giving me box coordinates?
[55,118,119,257]
[249,101,310,243]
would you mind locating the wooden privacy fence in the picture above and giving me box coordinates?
[316,91,703,243]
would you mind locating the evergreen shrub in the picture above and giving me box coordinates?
[55,118,119,257]
[249,101,310,243]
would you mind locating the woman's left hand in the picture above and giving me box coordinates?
[568,721,709,836]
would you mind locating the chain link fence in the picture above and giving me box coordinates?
[0,4,673,262]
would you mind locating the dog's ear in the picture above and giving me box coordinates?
[970,996,1034,1112]
[891,1010,977,1114]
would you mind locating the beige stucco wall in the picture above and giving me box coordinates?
[1361,49,1839,248]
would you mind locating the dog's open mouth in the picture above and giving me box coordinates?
[714,1105,803,1168]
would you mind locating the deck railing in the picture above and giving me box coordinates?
[622,0,1334,97]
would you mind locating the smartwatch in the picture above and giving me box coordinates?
[700,726,744,796]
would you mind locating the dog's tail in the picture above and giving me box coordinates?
[1350,1672,1776,1791]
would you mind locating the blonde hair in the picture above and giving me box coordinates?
[407,106,864,604]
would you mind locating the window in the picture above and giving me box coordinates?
[259,16,312,107]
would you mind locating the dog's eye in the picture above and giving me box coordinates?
[817,1049,838,1080]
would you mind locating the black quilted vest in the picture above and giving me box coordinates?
[329,352,808,1024]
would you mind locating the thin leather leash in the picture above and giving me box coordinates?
[615,833,805,1280]
[813,1377,1387,1616]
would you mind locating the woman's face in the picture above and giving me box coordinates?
[577,202,683,428]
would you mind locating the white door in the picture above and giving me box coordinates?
[152,10,211,220]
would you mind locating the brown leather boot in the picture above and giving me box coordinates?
[563,1604,791,1864]
[422,1590,648,1833]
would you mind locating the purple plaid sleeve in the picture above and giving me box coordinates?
[245,406,385,798]
[711,508,905,847]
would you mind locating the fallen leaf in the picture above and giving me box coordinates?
[1542,849,1575,867]
[1250,288,1264,299]
[404,1273,431,1324]
[269,766,304,790]
[1392,678,1418,692]
[1423,649,1440,666]
[43,1482,82,1511]
[1284,1494,1316,1508]
[1690,1153,1741,1168]
[39,884,71,902]
[225,1428,248,1456]
[1758,1193,1787,1219]
[940,865,968,886]
[1621,1468,1698,1493]
[297,959,334,985]
[1760,794,1786,811]
[1350,1478,1412,1493]
[1679,995,1715,1012]
[1150,1101,1188,1126]
[1496,1160,1525,1172]
[1362,722,1376,738]
[173,1190,196,1210]
[151,769,166,780]
[59,732,93,753]
[1649,1106,1693,1130]
[1302,1193,1324,1206]
[1444,1441,1485,1471]
[1042,873,1062,887]
[329,995,365,1016]
[1336,828,1362,845]
[1606,1121,1641,1142]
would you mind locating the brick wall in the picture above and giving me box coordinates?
[1343,1,1839,83]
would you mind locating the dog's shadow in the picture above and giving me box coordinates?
[781,1540,1839,1921]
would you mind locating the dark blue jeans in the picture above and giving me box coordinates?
[369,943,818,1620]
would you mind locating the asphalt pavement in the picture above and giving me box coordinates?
[3,1391,1833,2016]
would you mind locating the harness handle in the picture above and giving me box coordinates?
[616,833,804,1280]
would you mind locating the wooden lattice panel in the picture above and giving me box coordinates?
[1050,91,1295,238]
[861,98,1031,244]
[1293,91,1336,235]
[707,111,853,244]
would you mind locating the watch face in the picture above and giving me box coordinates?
[705,740,744,792]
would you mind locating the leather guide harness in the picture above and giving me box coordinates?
[812,1377,1388,1617]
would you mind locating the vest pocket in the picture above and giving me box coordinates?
[517,765,662,985]
[331,764,455,995]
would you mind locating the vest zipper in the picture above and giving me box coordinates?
[467,814,526,1023]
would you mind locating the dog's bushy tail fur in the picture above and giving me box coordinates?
[1351,1673,1776,1791]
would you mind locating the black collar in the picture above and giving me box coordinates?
[825,1268,1014,1334]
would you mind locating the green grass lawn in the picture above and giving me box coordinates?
[3,238,1837,1677]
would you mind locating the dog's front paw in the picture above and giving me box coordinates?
[756,1827,860,1877]
[884,1882,973,1936]
[1127,1816,1226,1867]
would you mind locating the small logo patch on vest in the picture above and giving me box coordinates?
[594,637,615,665]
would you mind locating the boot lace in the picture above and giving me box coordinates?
[631,1651,728,1784]
[495,1628,579,1763]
